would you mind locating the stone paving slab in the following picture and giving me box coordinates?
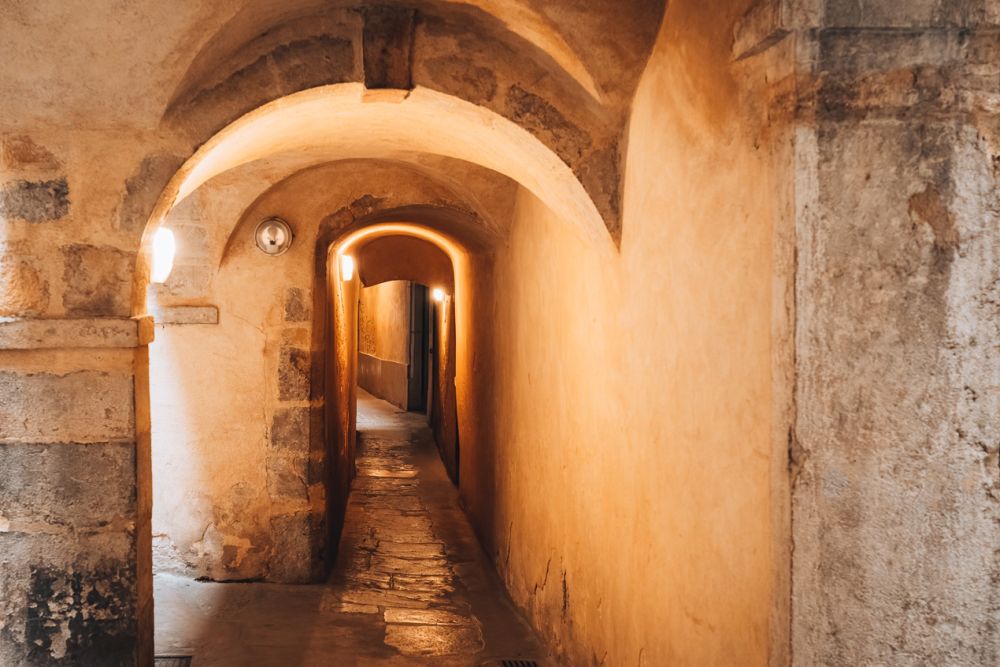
[154,388,548,664]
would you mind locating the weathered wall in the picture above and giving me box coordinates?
[358,280,411,409]
[149,180,326,584]
[0,346,147,666]
[0,125,159,664]
[788,2,1000,663]
[4,1,998,665]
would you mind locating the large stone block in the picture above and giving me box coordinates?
[0,135,60,171]
[0,370,134,442]
[273,35,355,93]
[0,441,135,529]
[362,6,415,90]
[152,305,218,325]
[278,347,310,401]
[0,246,50,317]
[61,244,134,317]
[265,454,308,500]
[0,317,146,350]
[0,532,136,666]
[114,154,183,238]
[268,512,315,582]
[283,287,310,322]
[0,179,69,222]
[271,407,308,450]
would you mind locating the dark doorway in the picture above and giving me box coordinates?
[407,283,429,411]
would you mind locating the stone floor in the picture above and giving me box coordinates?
[154,388,548,666]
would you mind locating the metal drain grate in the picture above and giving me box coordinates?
[154,657,192,667]
[498,661,538,667]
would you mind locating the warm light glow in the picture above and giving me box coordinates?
[151,228,176,284]
[340,254,355,281]
[336,223,464,266]
[432,288,445,302]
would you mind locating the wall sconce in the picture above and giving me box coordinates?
[432,287,445,302]
[255,217,293,256]
[340,254,355,281]
[151,227,176,284]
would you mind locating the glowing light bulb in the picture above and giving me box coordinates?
[151,228,176,284]
[340,254,355,281]
[432,288,445,302]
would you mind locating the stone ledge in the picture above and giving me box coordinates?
[734,0,793,60]
[153,305,219,325]
[0,316,154,350]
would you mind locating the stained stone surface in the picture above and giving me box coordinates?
[154,389,547,665]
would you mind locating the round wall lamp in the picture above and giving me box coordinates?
[255,217,293,256]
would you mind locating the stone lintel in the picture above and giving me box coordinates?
[153,305,219,325]
[0,316,154,350]
[362,6,416,90]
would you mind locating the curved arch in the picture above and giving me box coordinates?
[335,221,468,268]
[354,235,455,293]
[170,0,602,107]
[213,157,507,275]
[177,84,603,236]
[136,82,611,312]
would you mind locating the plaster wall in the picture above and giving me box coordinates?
[358,280,411,409]
[457,2,793,663]
[149,182,325,584]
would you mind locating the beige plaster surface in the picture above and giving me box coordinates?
[359,281,410,365]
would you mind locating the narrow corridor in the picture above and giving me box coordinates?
[154,389,546,665]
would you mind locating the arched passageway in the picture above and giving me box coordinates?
[154,221,545,662]
[6,3,999,666]
[127,11,791,660]
[136,74,612,662]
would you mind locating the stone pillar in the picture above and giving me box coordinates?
[0,318,153,665]
[740,1,1000,663]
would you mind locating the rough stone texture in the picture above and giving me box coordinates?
[62,244,134,317]
[0,317,144,350]
[153,305,218,325]
[163,16,359,142]
[271,407,309,451]
[0,179,69,223]
[362,6,415,90]
[0,537,138,667]
[0,441,135,532]
[791,16,1000,667]
[0,243,50,317]
[0,441,138,666]
[267,512,315,583]
[0,370,134,442]
[278,346,311,401]
[114,154,183,239]
[284,287,310,322]
[1,135,60,171]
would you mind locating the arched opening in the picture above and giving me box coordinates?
[4,4,828,667]
[137,82,595,661]
[338,228,464,489]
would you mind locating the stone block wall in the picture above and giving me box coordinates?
[0,125,159,663]
[147,180,327,585]
[0,322,151,665]
[742,1,1000,663]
